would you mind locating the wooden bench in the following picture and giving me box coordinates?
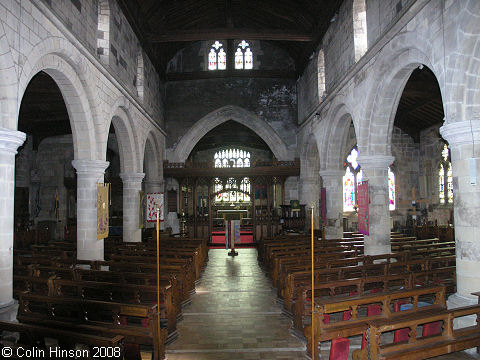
[294,273,414,332]
[356,303,480,359]
[17,292,168,360]
[0,320,124,359]
[304,285,446,359]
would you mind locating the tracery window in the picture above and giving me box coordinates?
[234,40,253,70]
[208,41,226,70]
[343,147,361,212]
[439,144,453,204]
[214,149,251,202]
[342,146,396,212]
[388,167,396,211]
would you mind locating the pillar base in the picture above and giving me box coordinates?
[0,300,18,321]
[363,244,391,256]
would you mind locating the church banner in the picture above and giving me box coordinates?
[139,191,145,229]
[147,192,164,222]
[321,187,327,225]
[357,181,369,236]
[97,183,109,239]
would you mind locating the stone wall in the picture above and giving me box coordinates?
[38,0,162,122]
[366,0,416,47]
[297,55,319,124]
[165,40,297,152]
[166,78,297,150]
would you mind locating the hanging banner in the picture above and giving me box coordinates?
[232,220,241,244]
[97,183,109,239]
[139,190,145,229]
[357,180,369,236]
[321,187,327,225]
[147,192,164,222]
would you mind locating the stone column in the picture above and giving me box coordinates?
[72,160,109,260]
[0,128,25,308]
[319,169,344,239]
[299,177,320,230]
[440,121,480,309]
[120,173,145,242]
[357,155,394,255]
[145,180,164,229]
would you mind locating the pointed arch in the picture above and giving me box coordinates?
[169,105,292,162]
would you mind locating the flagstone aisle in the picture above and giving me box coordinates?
[165,248,478,360]
[165,248,308,360]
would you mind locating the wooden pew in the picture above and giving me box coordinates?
[17,292,168,360]
[294,273,414,332]
[0,321,124,359]
[304,285,446,360]
[357,303,480,359]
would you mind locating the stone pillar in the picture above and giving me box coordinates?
[0,128,26,308]
[120,173,145,242]
[72,160,109,260]
[440,121,480,309]
[145,180,164,229]
[299,177,320,230]
[319,170,344,239]
[357,155,394,255]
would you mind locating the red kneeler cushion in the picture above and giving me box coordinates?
[329,337,350,360]
[393,300,410,343]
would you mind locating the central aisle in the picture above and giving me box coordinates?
[166,248,307,359]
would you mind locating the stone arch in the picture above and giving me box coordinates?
[108,100,138,174]
[300,133,320,178]
[361,38,440,156]
[143,130,162,181]
[169,105,292,162]
[321,98,358,171]
[0,20,18,130]
[18,51,97,160]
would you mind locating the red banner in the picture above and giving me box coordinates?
[321,187,327,225]
[357,181,369,235]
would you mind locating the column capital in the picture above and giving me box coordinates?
[440,121,480,147]
[119,172,145,183]
[0,128,26,154]
[357,155,394,169]
[72,160,109,176]
[145,179,164,186]
[319,169,344,177]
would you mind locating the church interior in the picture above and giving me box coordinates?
[1,0,480,359]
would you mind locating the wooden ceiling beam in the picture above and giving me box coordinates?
[148,28,314,42]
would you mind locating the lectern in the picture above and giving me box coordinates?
[218,210,247,257]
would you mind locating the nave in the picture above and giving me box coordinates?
[166,248,307,359]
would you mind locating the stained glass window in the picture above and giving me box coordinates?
[343,146,395,212]
[234,40,253,70]
[388,167,395,211]
[343,167,356,212]
[214,149,251,202]
[208,41,226,71]
[439,164,445,204]
[343,148,359,212]
[439,144,453,204]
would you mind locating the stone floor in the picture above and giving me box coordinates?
[164,248,479,360]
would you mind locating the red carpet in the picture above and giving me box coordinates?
[208,243,257,249]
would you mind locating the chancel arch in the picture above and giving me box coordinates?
[168,105,292,163]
